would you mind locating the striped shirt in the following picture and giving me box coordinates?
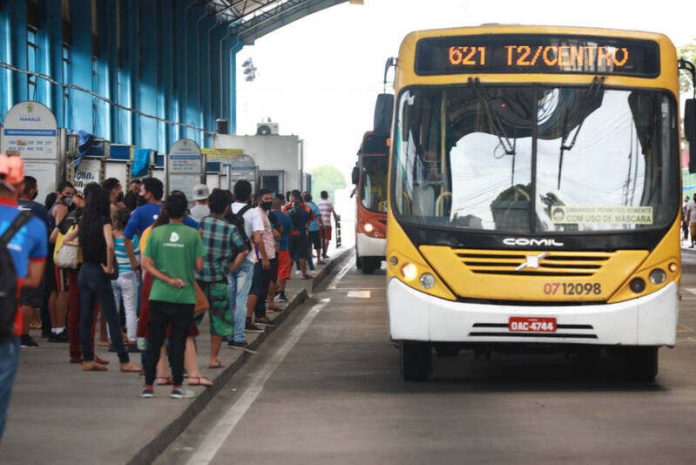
[318,200,334,226]
[115,236,139,273]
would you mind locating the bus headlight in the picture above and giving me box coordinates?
[364,223,374,233]
[401,263,418,281]
[629,278,646,293]
[649,269,667,285]
[419,273,435,289]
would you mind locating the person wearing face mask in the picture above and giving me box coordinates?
[46,181,76,342]
[246,189,277,327]
[18,176,51,229]
[17,176,50,347]
[49,181,76,231]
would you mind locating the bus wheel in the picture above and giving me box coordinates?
[623,346,658,382]
[362,257,380,274]
[400,341,432,381]
[435,344,460,357]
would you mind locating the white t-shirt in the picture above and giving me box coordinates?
[190,204,210,223]
[232,201,264,263]
[257,206,276,260]
[687,202,696,224]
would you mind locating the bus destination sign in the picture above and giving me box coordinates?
[415,35,660,77]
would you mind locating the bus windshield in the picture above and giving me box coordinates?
[361,155,389,213]
[392,85,678,234]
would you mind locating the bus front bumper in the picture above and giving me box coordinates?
[387,278,678,346]
[357,233,386,258]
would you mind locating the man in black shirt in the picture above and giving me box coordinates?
[19,176,51,228]
[124,179,141,212]
[18,176,50,347]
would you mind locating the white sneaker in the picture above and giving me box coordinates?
[170,387,195,399]
[294,270,302,277]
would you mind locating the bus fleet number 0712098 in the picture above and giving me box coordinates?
[544,282,602,296]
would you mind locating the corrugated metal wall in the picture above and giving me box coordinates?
[0,0,240,153]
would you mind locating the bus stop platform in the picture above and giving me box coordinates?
[0,248,351,465]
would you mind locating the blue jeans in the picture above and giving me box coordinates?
[78,264,129,363]
[227,260,254,343]
[0,337,20,440]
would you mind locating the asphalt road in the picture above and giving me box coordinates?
[156,253,696,465]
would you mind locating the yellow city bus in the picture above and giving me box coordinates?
[386,25,696,381]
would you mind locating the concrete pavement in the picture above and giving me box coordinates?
[0,247,351,465]
[155,254,696,465]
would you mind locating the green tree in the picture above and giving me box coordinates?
[679,40,696,95]
[310,165,347,201]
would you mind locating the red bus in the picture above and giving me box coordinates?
[352,131,389,274]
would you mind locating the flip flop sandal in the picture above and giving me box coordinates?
[82,362,108,372]
[120,364,143,373]
[94,356,110,365]
[208,361,224,369]
[188,376,213,387]
[156,376,173,386]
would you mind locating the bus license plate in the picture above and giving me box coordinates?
[508,317,557,333]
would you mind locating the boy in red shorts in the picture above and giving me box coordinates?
[271,197,292,303]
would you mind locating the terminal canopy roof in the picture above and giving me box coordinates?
[209,0,348,44]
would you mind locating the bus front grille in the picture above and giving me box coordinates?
[456,250,611,277]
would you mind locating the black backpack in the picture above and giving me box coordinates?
[0,211,33,343]
[286,202,310,234]
[224,204,253,253]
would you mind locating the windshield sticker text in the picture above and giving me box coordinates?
[550,206,653,225]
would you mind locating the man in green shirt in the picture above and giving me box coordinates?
[141,193,205,399]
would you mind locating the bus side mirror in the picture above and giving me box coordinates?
[686,99,696,173]
[351,166,359,185]
[374,93,394,135]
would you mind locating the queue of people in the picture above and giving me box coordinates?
[0,150,340,440]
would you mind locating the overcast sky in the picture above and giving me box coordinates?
[235,0,696,182]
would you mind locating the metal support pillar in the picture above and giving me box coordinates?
[138,0,158,150]
[126,0,138,145]
[228,37,243,135]
[69,0,92,133]
[159,0,176,150]
[0,4,13,119]
[94,1,112,139]
[10,0,28,104]
[208,23,226,135]
[184,3,206,143]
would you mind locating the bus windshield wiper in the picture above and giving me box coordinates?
[556,76,605,189]
[468,78,516,157]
